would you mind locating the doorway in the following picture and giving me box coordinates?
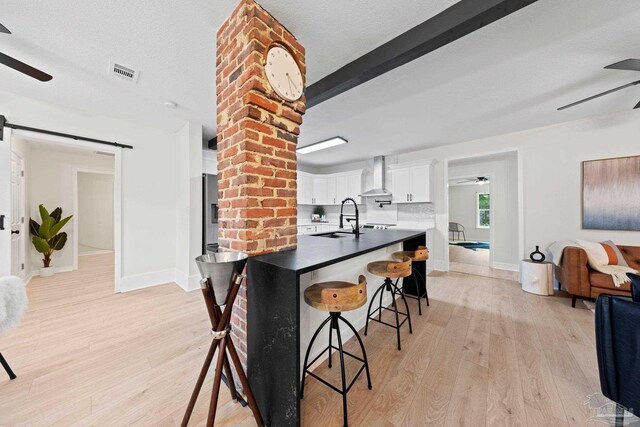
[74,170,115,259]
[445,151,522,280]
[0,127,122,292]
[448,175,492,270]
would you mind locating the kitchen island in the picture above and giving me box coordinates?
[246,229,426,426]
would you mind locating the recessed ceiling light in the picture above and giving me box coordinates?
[164,100,178,109]
[297,137,347,154]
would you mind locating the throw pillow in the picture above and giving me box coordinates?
[576,239,609,267]
[600,240,629,267]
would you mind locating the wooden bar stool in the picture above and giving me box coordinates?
[364,256,413,351]
[300,275,372,427]
[392,246,430,315]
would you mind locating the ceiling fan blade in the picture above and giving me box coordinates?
[557,79,640,111]
[0,22,10,34]
[605,59,640,72]
[0,52,52,82]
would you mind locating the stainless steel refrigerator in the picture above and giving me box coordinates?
[202,173,218,254]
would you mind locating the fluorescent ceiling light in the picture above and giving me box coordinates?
[297,137,347,154]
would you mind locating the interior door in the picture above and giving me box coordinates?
[10,152,25,278]
[0,127,12,276]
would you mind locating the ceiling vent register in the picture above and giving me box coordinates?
[109,62,139,83]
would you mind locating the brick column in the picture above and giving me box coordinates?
[216,0,305,367]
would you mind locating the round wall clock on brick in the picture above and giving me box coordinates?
[263,42,304,101]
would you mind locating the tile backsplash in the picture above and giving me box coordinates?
[297,204,367,223]
[397,202,435,222]
[297,202,434,224]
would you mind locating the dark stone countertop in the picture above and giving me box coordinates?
[249,229,425,275]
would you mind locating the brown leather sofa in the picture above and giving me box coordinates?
[555,245,640,307]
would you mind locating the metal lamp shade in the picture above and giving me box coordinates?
[195,252,249,305]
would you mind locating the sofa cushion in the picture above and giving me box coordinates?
[619,246,640,271]
[590,271,632,292]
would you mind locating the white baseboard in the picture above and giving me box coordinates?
[432,259,448,272]
[79,249,114,256]
[33,266,74,277]
[491,262,520,272]
[120,269,176,293]
[175,270,201,292]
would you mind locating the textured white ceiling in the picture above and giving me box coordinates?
[1,0,639,165]
[298,0,640,166]
[0,0,454,140]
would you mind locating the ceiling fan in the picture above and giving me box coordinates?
[0,21,52,82]
[557,59,640,111]
[454,176,489,185]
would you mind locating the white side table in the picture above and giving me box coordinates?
[519,260,554,296]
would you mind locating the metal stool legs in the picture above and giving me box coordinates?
[300,312,372,427]
[364,278,412,350]
[0,351,16,380]
[400,263,430,315]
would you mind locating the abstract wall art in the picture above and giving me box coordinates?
[582,155,640,231]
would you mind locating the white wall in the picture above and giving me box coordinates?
[174,121,203,291]
[78,172,114,254]
[448,184,491,242]
[28,148,114,271]
[0,90,202,291]
[397,109,640,270]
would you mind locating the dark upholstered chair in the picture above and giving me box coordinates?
[595,295,640,426]
[448,222,466,241]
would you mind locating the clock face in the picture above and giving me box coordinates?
[264,45,303,102]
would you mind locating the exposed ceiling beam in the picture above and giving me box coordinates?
[305,0,539,108]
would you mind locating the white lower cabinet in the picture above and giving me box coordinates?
[297,224,341,235]
[297,225,317,235]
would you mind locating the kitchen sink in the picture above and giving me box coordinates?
[311,231,363,238]
[313,232,346,238]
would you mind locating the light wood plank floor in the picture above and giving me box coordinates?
[449,245,518,281]
[2,254,632,426]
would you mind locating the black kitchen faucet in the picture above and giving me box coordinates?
[339,197,360,238]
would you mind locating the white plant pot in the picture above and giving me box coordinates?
[40,267,54,277]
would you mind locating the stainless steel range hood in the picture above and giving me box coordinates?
[360,156,392,197]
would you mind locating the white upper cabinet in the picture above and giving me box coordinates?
[297,170,364,205]
[389,161,433,203]
[297,172,313,205]
[312,176,328,205]
[410,164,431,202]
[336,172,363,205]
[390,168,412,203]
[326,176,337,205]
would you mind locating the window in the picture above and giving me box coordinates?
[476,192,490,228]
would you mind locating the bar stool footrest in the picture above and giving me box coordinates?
[303,344,368,395]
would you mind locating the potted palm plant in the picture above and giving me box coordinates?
[30,205,72,277]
